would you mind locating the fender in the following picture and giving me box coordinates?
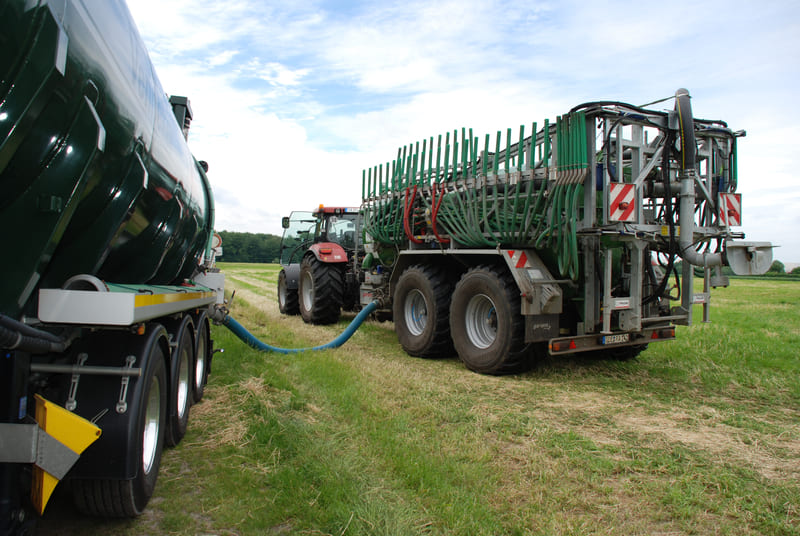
[308,242,349,264]
[68,324,169,480]
[282,264,301,290]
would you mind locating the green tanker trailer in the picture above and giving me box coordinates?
[1,0,225,530]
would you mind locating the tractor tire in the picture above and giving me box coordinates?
[450,265,532,375]
[278,269,300,315]
[299,256,344,325]
[393,264,454,357]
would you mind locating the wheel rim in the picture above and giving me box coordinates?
[195,333,206,392]
[278,280,286,307]
[404,289,428,336]
[300,270,314,311]
[464,293,497,349]
[177,346,190,418]
[142,375,161,474]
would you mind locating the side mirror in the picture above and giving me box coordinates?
[281,216,290,229]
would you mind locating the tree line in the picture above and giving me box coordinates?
[217,231,282,263]
[215,230,800,275]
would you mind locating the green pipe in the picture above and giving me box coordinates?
[428,137,434,185]
[461,128,468,179]
[544,118,550,165]
[504,128,511,173]
[452,130,459,181]
[493,131,501,175]
[435,135,442,183]
[470,130,477,176]
[482,134,489,176]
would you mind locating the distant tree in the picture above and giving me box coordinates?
[790,266,800,276]
[217,231,282,263]
[768,260,785,274]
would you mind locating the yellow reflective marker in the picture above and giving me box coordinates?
[31,395,102,514]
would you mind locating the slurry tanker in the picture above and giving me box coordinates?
[279,85,772,376]
[353,90,772,373]
[1,0,226,531]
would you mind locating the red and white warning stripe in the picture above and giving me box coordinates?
[719,193,741,226]
[609,183,636,222]
[506,249,529,269]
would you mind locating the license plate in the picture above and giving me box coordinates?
[602,333,630,345]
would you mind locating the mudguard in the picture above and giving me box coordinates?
[67,324,169,480]
[308,242,349,264]
[282,264,301,290]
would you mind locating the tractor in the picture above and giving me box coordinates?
[277,206,363,324]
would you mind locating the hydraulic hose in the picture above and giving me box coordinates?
[221,301,378,354]
[0,319,69,354]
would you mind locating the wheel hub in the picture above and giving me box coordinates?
[404,289,428,336]
[465,293,497,349]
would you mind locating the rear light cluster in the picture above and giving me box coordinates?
[550,340,576,353]
[650,327,675,340]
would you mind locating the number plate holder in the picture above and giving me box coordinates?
[601,333,630,345]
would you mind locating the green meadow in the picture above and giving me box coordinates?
[42,263,799,535]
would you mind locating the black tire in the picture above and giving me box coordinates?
[278,268,300,315]
[393,264,454,357]
[298,255,344,325]
[192,314,210,403]
[342,273,360,312]
[73,336,167,517]
[165,316,193,447]
[450,265,531,374]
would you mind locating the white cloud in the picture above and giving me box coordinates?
[126,0,800,261]
[208,50,238,67]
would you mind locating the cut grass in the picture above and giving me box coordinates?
[38,263,800,535]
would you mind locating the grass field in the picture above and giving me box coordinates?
[40,263,799,535]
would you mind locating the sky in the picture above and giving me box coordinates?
[126,0,800,264]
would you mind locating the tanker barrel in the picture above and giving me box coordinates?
[0,0,214,317]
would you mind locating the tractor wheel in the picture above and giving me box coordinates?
[278,269,300,315]
[393,265,454,357]
[299,256,344,325]
[450,265,532,374]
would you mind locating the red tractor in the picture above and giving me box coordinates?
[278,206,362,324]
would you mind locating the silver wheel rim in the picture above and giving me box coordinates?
[177,346,190,418]
[300,271,314,311]
[142,375,161,474]
[278,280,287,307]
[465,293,497,349]
[404,289,428,336]
[195,335,206,392]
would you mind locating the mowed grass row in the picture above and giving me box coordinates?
[42,263,799,535]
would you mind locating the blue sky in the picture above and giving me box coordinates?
[127,0,800,264]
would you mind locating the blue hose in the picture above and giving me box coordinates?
[222,301,379,354]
